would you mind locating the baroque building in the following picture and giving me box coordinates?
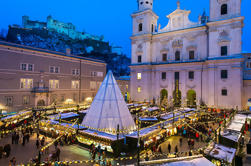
[0,41,106,113]
[130,0,251,109]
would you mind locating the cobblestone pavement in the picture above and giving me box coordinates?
[0,134,92,165]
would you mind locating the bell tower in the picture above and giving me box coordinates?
[132,0,158,36]
[210,0,241,21]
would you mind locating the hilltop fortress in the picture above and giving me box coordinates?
[22,15,103,41]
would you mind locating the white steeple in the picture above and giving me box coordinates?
[138,0,153,11]
[81,71,136,134]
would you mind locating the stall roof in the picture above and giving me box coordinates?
[227,121,244,132]
[79,129,124,141]
[233,114,247,124]
[204,143,236,163]
[144,107,159,112]
[139,117,158,121]
[48,112,79,120]
[220,129,241,142]
[159,157,214,166]
[1,110,31,121]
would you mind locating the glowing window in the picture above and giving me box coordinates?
[137,73,142,80]
[137,87,142,93]
[49,80,59,89]
[20,78,33,89]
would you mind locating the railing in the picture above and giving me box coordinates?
[31,87,49,93]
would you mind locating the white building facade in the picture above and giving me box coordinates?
[130,0,251,109]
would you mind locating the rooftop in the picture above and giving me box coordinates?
[0,40,106,64]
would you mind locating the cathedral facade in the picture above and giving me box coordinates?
[130,0,251,109]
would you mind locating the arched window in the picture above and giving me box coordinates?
[221,4,228,15]
[175,51,180,61]
[138,23,143,32]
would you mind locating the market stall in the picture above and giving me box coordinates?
[204,142,236,166]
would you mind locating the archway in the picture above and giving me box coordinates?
[173,90,181,107]
[37,100,45,107]
[187,90,196,108]
[160,89,168,107]
[160,89,168,102]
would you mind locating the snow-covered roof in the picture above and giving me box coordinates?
[204,143,236,163]
[79,129,124,141]
[81,71,136,133]
[139,117,158,121]
[143,107,159,112]
[159,157,214,166]
[227,121,244,132]
[48,112,79,120]
[221,129,241,142]
[232,114,247,124]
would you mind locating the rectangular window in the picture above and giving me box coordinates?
[247,61,251,69]
[138,55,142,63]
[221,46,228,56]
[28,64,33,71]
[55,67,59,73]
[189,51,195,60]
[71,80,80,89]
[137,87,142,93]
[162,54,167,62]
[76,69,80,75]
[61,95,65,102]
[188,71,194,80]
[90,81,97,90]
[50,66,54,73]
[137,73,142,80]
[23,96,30,105]
[222,89,228,96]
[97,72,103,77]
[5,96,13,106]
[21,64,27,71]
[221,70,228,79]
[20,78,33,89]
[50,66,60,73]
[49,80,59,89]
[175,72,179,80]
[91,71,97,77]
[161,72,166,80]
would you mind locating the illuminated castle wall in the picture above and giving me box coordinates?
[22,15,103,41]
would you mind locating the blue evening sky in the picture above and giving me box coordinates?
[0,0,250,57]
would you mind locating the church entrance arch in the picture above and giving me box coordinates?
[37,99,45,107]
[173,90,181,107]
[187,90,196,108]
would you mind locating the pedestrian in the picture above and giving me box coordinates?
[22,134,25,146]
[179,138,182,147]
[4,144,11,158]
[0,146,3,159]
[9,157,16,166]
[36,139,40,149]
[11,132,16,144]
[175,146,178,154]
[145,153,149,161]
[158,145,162,154]
[41,137,45,147]
[27,133,30,142]
[54,140,58,149]
[56,148,60,161]
[168,144,171,153]
[15,134,19,144]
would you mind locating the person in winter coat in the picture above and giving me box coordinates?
[168,144,171,153]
